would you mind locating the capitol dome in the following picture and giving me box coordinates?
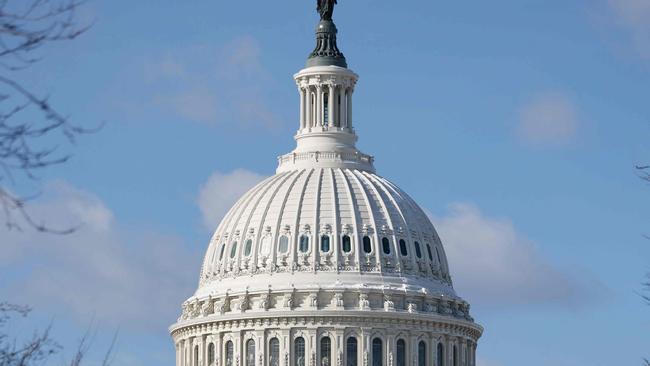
[171,4,482,366]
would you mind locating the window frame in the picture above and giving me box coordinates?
[362,236,373,254]
[320,234,331,253]
[414,241,422,259]
[341,235,352,254]
[299,235,310,253]
[381,237,391,255]
[278,235,290,254]
[229,241,238,259]
[399,239,408,257]
[244,239,253,257]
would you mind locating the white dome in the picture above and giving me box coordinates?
[171,12,481,366]
[197,167,457,300]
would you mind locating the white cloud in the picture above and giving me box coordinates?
[516,93,579,147]
[167,89,219,124]
[608,0,650,59]
[197,169,266,230]
[144,36,278,127]
[0,182,200,332]
[431,203,597,308]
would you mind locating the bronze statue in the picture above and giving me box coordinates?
[317,0,337,21]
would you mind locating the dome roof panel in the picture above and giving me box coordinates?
[197,168,455,299]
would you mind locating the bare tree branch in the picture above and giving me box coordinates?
[0,301,116,366]
[0,0,96,233]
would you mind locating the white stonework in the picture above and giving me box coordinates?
[171,12,482,366]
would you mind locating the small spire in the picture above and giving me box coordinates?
[307,0,347,68]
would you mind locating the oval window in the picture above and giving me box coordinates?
[382,237,391,255]
[279,236,289,253]
[363,236,372,254]
[414,241,422,258]
[426,243,433,261]
[299,235,310,253]
[244,239,253,256]
[399,239,408,256]
[219,243,226,260]
[230,241,238,258]
[342,235,352,253]
[320,235,330,252]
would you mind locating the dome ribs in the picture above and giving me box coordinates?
[343,169,381,271]
[203,173,284,281]
[290,169,314,270]
[328,168,341,272]
[335,168,361,271]
[232,173,289,275]
[312,168,324,271]
[362,172,417,275]
[270,169,306,269]
[353,170,402,273]
[252,170,298,271]
[272,170,306,264]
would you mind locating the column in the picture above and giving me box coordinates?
[336,85,343,128]
[346,89,353,129]
[360,329,370,366]
[300,87,306,129]
[305,87,312,128]
[176,341,185,366]
[316,85,323,127]
[200,336,206,366]
[328,85,335,127]
[340,88,347,128]
[471,342,476,366]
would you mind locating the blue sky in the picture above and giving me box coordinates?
[1,1,650,365]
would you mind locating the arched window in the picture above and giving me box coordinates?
[244,239,253,256]
[399,239,408,256]
[321,337,332,366]
[426,243,433,261]
[363,236,372,254]
[230,241,238,259]
[219,244,226,260]
[381,237,391,255]
[299,235,310,253]
[194,345,199,366]
[208,343,215,366]
[372,338,383,366]
[436,247,442,264]
[453,346,458,366]
[396,339,406,366]
[414,241,422,258]
[320,235,330,252]
[246,339,255,366]
[279,236,289,253]
[342,235,352,253]
[437,343,444,366]
[225,341,234,366]
[295,337,306,366]
[346,337,358,366]
[269,338,280,366]
[418,341,426,366]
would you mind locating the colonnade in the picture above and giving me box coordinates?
[299,82,353,130]
[176,329,477,366]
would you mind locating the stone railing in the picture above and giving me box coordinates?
[277,150,375,172]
